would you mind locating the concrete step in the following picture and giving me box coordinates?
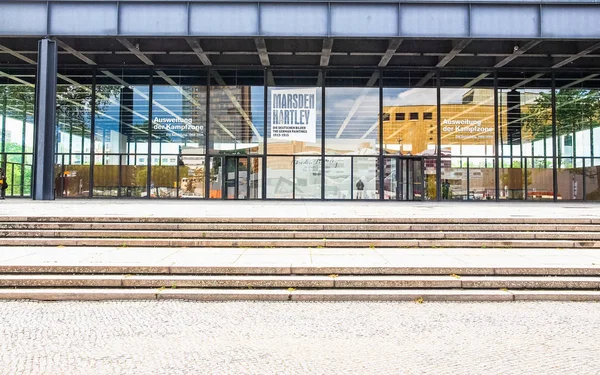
[0,230,592,240]
[2,216,598,224]
[0,237,597,248]
[2,265,599,276]
[2,229,600,240]
[1,288,599,301]
[1,222,600,232]
[0,275,598,289]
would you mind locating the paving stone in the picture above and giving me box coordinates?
[0,275,123,287]
[493,267,600,276]
[0,289,157,301]
[168,266,291,275]
[0,265,171,274]
[461,276,600,289]
[157,289,290,301]
[123,275,333,288]
[511,290,600,301]
[291,266,496,275]
[290,289,514,301]
[334,276,461,288]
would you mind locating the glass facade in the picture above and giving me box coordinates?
[1,67,600,201]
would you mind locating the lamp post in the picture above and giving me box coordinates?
[397,137,402,156]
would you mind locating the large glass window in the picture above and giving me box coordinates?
[441,71,496,200]
[554,73,600,200]
[383,71,437,156]
[383,71,437,200]
[151,70,207,198]
[152,70,207,154]
[325,70,379,155]
[0,68,35,197]
[294,156,321,199]
[498,73,553,200]
[209,70,264,155]
[266,156,293,198]
[55,68,93,197]
[94,70,150,197]
[8,63,600,202]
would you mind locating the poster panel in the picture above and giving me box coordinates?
[270,88,317,143]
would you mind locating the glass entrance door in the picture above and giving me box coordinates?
[224,156,248,199]
[220,156,262,200]
[384,157,424,201]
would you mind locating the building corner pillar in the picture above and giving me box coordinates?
[33,38,57,200]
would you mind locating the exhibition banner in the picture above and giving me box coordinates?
[270,88,317,143]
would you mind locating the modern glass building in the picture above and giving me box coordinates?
[1,0,600,201]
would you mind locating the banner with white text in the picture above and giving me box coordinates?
[270,88,317,143]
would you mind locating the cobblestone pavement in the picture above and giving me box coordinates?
[1,301,599,375]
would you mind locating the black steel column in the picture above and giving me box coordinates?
[89,69,96,198]
[262,68,267,199]
[33,38,57,200]
[1,92,6,155]
[378,70,384,201]
[494,71,499,201]
[205,69,211,200]
[321,69,326,200]
[435,71,441,201]
[1,92,6,174]
[147,70,153,199]
[551,74,558,202]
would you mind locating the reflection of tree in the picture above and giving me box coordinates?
[55,85,120,133]
[524,89,600,198]
[524,89,600,140]
[2,141,32,196]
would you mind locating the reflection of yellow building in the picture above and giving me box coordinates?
[382,89,545,156]
[383,89,498,155]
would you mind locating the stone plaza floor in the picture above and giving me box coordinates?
[1,300,599,375]
[0,199,599,219]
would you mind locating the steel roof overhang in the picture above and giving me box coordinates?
[1,0,600,39]
[2,1,600,83]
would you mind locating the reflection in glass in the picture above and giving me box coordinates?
[249,157,262,199]
[92,156,119,197]
[180,154,206,198]
[209,156,222,199]
[294,156,321,199]
[440,88,495,157]
[585,158,600,200]
[325,87,379,155]
[557,158,580,200]
[383,88,437,156]
[353,157,378,199]
[325,157,350,199]
[267,156,293,198]
[152,71,207,155]
[209,84,264,154]
[498,74,552,200]
[94,70,150,197]
[150,154,178,198]
[499,159,525,200]
[442,157,496,200]
[120,155,147,198]
[1,72,35,197]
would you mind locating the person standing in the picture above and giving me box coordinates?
[355,179,364,199]
[0,168,7,199]
[442,180,450,200]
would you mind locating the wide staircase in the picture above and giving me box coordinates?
[0,264,599,301]
[0,215,599,301]
[0,216,599,248]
